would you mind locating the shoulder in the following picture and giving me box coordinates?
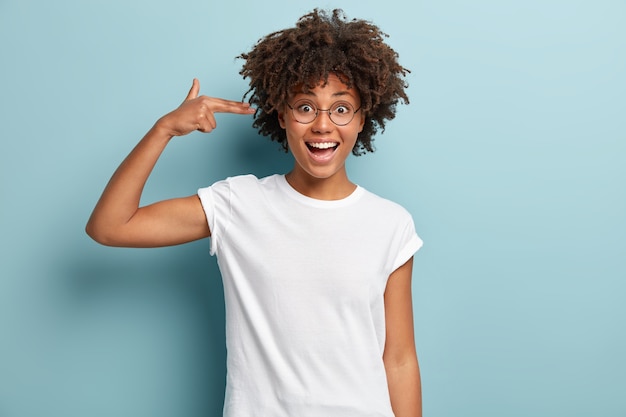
[357,188,423,269]
[213,173,260,188]
[200,173,280,192]
[358,187,414,222]
[198,174,284,207]
[224,174,283,195]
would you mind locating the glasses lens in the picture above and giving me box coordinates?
[292,100,317,124]
[329,102,355,126]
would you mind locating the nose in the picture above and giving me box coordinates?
[311,109,334,132]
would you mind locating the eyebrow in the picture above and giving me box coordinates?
[296,90,357,99]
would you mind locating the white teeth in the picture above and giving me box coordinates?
[307,142,337,149]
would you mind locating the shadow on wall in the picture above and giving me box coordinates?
[228,119,294,178]
[49,239,227,416]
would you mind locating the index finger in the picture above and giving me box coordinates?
[209,97,256,115]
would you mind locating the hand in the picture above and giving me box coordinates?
[155,78,256,137]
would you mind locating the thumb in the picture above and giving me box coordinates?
[184,78,200,101]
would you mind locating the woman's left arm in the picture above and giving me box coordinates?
[383,257,422,417]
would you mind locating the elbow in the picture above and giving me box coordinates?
[85,222,105,245]
[85,222,99,243]
[85,219,117,246]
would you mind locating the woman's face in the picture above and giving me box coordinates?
[278,74,365,185]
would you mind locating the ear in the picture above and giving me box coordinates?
[357,112,366,133]
[278,110,286,129]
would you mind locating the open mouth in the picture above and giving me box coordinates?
[306,141,339,156]
[305,142,339,162]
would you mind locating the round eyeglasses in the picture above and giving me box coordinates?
[286,100,361,126]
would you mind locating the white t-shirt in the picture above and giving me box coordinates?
[198,174,422,417]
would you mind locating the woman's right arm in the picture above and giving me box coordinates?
[85,79,255,247]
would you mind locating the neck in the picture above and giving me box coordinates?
[285,167,356,201]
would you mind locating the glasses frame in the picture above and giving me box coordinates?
[286,100,362,126]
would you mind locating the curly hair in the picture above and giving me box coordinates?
[238,9,409,155]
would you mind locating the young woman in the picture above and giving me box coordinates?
[87,9,423,417]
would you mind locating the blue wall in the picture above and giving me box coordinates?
[1,1,624,416]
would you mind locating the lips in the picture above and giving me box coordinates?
[305,141,339,162]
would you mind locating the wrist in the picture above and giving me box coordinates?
[151,118,176,141]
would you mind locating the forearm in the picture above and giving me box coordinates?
[85,79,254,247]
[86,123,172,241]
[385,357,422,417]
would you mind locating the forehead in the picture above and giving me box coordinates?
[289,77,360,102]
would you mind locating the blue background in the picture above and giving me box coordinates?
[1,1,624,416]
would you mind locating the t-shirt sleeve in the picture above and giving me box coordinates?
[390,214,423,273]
[197,179,232,256]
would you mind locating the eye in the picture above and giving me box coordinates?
[332,102,353,115]
[296,102,316,114]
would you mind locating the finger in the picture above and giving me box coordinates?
[209,97,256,115]
[184,78,200,101]
[205,112,217,132]
[194,111,217,133]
